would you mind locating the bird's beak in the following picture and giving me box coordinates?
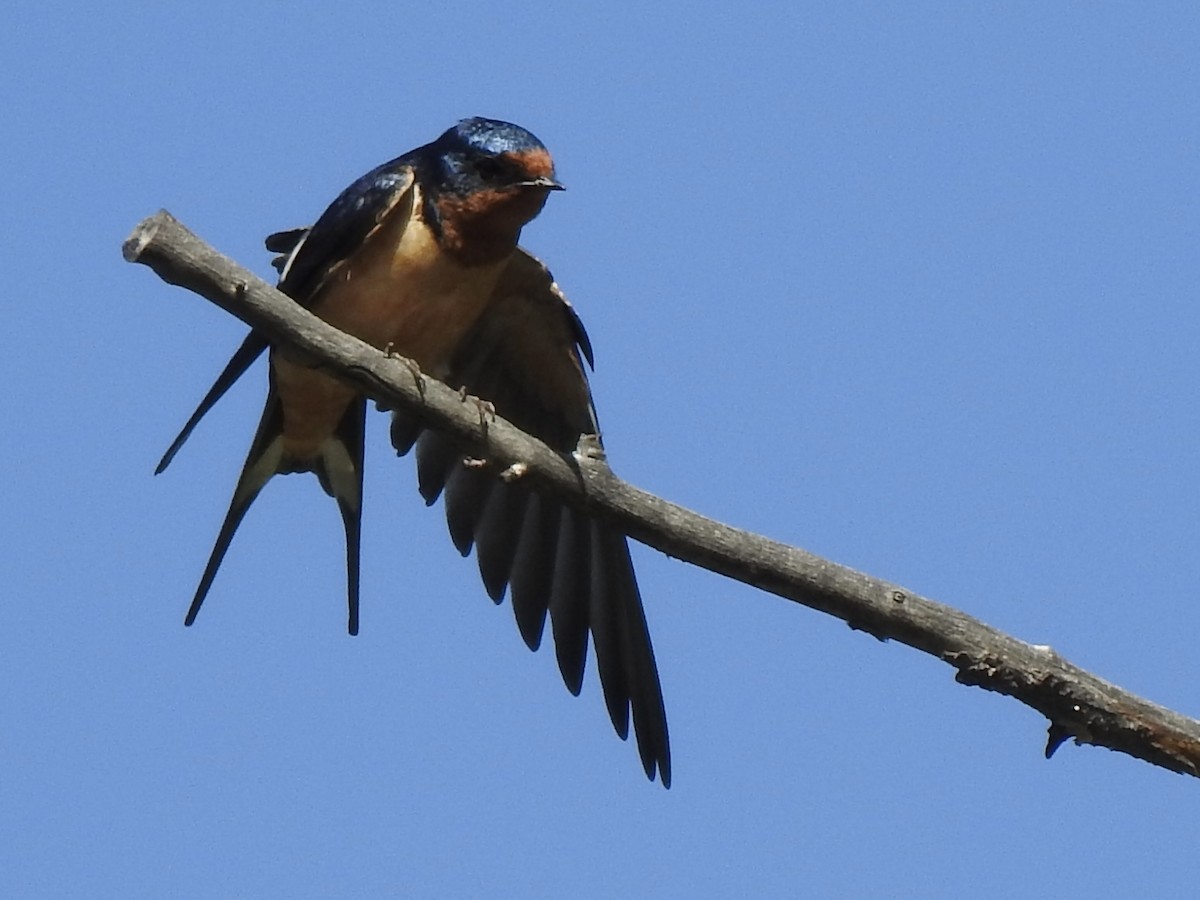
[520,176,566,191]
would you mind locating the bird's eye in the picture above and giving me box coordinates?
[475,158,505,181]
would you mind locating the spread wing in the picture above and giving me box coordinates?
[390,250,671,786]
[155,162,416,473]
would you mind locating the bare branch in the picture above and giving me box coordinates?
[125,209,1200,779]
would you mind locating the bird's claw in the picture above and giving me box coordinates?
[458,391,496,438]
[499,462,528,482]
[386,344,426,400]
[575,433,606,462]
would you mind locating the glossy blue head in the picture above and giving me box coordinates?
[452,117,548,157]
[425,117,563,198]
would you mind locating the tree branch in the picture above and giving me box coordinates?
[124,209,1200,779]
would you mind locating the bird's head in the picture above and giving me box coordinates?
[420,117,565,264]
[429,117,564,197]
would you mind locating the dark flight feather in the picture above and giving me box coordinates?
[390,249,671,785]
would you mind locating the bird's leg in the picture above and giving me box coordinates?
[458,391,497,470]
[574,432,607,463]
[498,462,529,482]
[385,342,426,400]
[456,387,496,438]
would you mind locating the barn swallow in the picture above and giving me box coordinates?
[155,117,670,785]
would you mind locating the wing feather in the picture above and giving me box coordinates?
[156,163,417,467]
[391,249,671,785]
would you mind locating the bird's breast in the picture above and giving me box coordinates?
[272,206,509,463]
[312,211,508,376]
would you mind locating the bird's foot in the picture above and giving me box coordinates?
[385,343,426,400]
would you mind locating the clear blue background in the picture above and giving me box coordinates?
[4,3,1199,897]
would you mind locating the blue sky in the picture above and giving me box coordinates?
[5,3,1200,897]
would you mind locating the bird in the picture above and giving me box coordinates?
[155,117,671,786]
